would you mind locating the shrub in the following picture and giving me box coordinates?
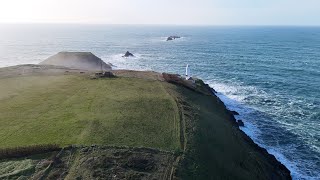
[0,144,60,159]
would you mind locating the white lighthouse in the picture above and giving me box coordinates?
[185,64,190,80]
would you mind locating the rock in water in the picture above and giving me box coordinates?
[237,120,245,127]
[122,51,134,57]
[40,52,111,71]
[167,37,173,41]
[229,110,240,115]
[166,36,181,41]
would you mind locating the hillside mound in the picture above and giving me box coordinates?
[39,52,111,71]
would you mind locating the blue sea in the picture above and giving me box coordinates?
[0,24,319,179]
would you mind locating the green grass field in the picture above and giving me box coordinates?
[0,75,180,150]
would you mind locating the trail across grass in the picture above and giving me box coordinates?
[0,75,180,150]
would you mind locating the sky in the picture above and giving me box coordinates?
[0,0,319,25]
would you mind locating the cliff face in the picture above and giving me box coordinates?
[162,75,291,180]
[40,52,111,71]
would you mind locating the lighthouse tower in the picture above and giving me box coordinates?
[185,64,190,80]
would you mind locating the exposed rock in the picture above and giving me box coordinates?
[210,88,217,93]
[162,73,197,92]
[228,114,238,126]
[94,72,116,78]
[166,36,181,41]
[122,51,134,57]
[230,110,240,115]
[237,120,244,127]
[39,52,111,71]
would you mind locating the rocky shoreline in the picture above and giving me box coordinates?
[212,90,291,179]
[203,79,291,179]
[162,73,291,179]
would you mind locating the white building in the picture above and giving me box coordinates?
[185,64,190,80]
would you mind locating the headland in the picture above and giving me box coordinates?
[0,52,291,179]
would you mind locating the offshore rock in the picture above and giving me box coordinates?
[166,36,181,41]
[122,51,134,57]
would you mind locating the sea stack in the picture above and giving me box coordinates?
[167,36,181,41]
[122,51,134,57]
[39,52,111,71]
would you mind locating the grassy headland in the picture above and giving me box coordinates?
[0,65,291,179]
[0,74,180,150]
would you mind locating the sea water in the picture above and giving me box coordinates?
[0,24,319,179]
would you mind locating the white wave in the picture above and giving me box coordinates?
[208,82,247,102]
[208,81,319,180]
[267,148,319,180]
[102,53,152,71]
[207,80,269,104]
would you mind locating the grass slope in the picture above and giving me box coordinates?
[171,85,290,180]
[0,75,180,151]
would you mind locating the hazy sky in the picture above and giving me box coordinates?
[0,0,319,25]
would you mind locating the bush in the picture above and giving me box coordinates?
[0,144,60,159]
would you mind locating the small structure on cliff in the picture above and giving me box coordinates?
[94,71,116,79]
[185,64,195,83]
[185,64,190,80]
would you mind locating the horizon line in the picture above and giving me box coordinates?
[0,22,320,27]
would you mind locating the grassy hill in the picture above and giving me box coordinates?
[0,74,180,150]
[39,52,112,71]
[0,65,291,179]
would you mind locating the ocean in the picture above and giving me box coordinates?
[0,24,319,179]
